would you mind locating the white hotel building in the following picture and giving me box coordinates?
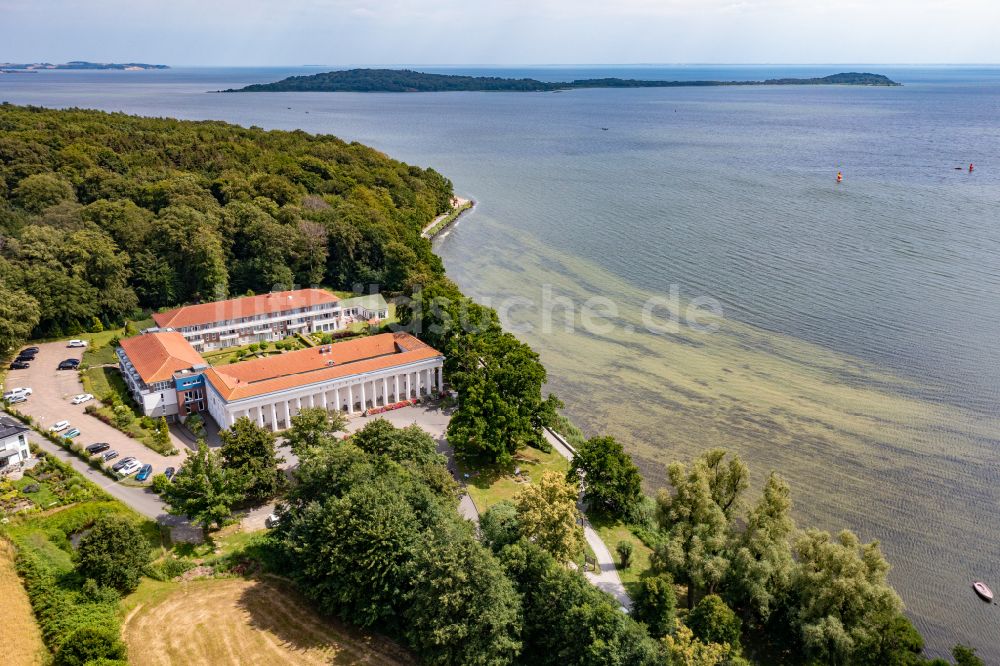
[117,329,444,431]
[151,289,389,352]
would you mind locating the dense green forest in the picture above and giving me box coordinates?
[225,69,899,93]
[0,103,453,344]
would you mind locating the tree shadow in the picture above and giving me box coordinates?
[236,577,415,664]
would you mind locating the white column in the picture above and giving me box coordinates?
[227,411,235,428]
[436,366,443,392]
[347,385,354,414]
[296,396,302,413]
[257,405,265,427]
[320,391,327,409]
[382,377,389,405]
[334,387,341,412]
[308,394,315,408]
[406,372,411,398]
[269,403,278,432]
[361,381,367,410]
[283,401,291,428]
[394,375,400,402]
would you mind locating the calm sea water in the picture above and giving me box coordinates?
[3,66,999,659]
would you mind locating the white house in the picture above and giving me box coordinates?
[0,415,31,473]
[149,289,388,352]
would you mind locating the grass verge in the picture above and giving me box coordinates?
[460,445,571,512]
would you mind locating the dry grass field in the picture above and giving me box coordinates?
[123,576,414,666]
[0,540,46,666]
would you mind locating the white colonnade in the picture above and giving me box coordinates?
[222,363,444,432]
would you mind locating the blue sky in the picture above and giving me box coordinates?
[2,0,997,66]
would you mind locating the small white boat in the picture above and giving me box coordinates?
[972,581,993,602]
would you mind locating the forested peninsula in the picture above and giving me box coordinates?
[223,68,900,93]
[0,104,979,666]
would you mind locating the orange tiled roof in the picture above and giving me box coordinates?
[152,289,339,329]
[204,332,441,401]
[119,332,204,384]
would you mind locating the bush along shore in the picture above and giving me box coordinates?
[0,105,984,665]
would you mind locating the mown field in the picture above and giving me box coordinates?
[123,576,414,666]
[0,540,46,666]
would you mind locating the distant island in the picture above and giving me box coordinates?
[0,61,168,72]
[223,68,900,93]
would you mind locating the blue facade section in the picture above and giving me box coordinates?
[174,373,205,391]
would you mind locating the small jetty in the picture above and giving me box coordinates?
[972,581,993,602]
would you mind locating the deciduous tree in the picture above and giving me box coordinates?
[161,442,242,535]
[725,472,795,623]
[404,533,522,665]
[220,416,285,502]
[568,435,642,517]
[632,572,678,638]
[653,456,731,609]
[285,406,347,456]
[75,515,150,593]
[514,471,583,563]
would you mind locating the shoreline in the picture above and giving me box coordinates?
[421,196,474,239]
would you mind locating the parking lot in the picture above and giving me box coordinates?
[5,340,188,477]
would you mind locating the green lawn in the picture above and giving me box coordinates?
[460,446,571,513]
[201,339,308,367]
[13,477,60,510]
[590,514,656,598]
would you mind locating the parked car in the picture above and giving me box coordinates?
[164,466,176,480]
[49,420,70,432]
[58,359,80,370]
[16,352,36,362]
[63,428,81,439]
[21,347,39,354]
[9,360,30,370]
[111,456,135,472]
[265,513,281,529]
[118,460,142,477]
[85,442,110,455]
[3,388,32,400]
[102,450,119,462]
[135,464,153,482]
[67,339,87,348]
[7,394,27,404]
[71,393,94,405]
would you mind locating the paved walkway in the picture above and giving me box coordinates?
[420,197,472,239]
[544,428,632,609]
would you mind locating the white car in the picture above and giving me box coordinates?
[3,387,32,400]
[71,393,94,405]
[67,339,87,348]
[49,420,70,432]
[118,460,143,477]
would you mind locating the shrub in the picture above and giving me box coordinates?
[616,539,633,569]
[53,626,127,666]
[112,404,133,428]
[145,557,196,581]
